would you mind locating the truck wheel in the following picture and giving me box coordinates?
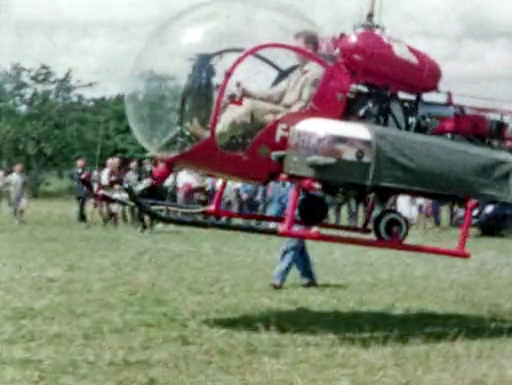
[373,209,409,242]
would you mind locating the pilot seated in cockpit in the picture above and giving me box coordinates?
[187,30,324,148]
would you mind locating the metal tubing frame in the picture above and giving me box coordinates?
[274,181,475,259]
[121,181,478,259]
[204,179,374,233]
[123,178,476,259]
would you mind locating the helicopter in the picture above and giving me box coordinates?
[120,0,512,259]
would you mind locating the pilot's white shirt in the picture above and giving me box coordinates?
[259,61,324,111]
[213,62,324,146]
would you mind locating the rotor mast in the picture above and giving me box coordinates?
[366,0,376,25]
[361,0,383,30]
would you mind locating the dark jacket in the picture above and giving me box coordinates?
[69,168,91,198]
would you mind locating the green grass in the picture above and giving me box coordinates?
[1,199,512,384]
[37,175,74,198]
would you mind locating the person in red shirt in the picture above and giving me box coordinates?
[133,157,173,231]
[151,159,173,186]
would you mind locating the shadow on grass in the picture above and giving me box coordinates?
[205,308,512,345]
[315,283,349,289]
[283,283,348,290]
[475,232,512,240]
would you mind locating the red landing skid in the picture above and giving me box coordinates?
[205,179,477,259]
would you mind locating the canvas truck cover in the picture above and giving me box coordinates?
[284,118,512,204]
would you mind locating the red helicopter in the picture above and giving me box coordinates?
[122,0,512,259]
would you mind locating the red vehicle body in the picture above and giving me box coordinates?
[126,1,512,260]
[336,29,441,95]
[432,114,491,138]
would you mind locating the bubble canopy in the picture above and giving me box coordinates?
[124,0,320,156]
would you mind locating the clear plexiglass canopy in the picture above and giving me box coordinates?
[124,0,321,155]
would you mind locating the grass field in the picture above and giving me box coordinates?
[1,199,512,384]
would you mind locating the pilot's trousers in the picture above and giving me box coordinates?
[215,98,287,146]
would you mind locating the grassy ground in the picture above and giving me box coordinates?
[1,199,512,384]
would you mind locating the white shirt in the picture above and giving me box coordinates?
[176,170,203,190]
[220,180,235,202]
[205,177,217,190]
[100,168,111,187]
[163,173,176,188]
[257,61,324,112]
[91,170,100,191]
[123,170,139,187]
[0,171,6,190]
[6,172,26,199]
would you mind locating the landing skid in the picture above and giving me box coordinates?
[116,180,476,259]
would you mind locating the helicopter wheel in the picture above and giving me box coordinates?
[373,209,409,242]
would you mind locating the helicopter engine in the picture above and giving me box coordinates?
[334,27,441,95]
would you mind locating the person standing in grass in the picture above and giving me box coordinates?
[0,168,7,209]
[272,235,318,289]
[5,163,28,224]
[268,181,318,289]
[69,158,91,224]
[123,160,141,225]
[239,182,260,214]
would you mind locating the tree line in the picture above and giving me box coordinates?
[0,63,148,196]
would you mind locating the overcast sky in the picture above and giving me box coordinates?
[1,0,512,108]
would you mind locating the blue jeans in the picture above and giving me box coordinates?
[346,199,358,226]
[432,200,442,227]
[240,198,259,214]
[272,237,316,285]
[266,184,317,285]
[331,199,357,226]
[265,187,290,218]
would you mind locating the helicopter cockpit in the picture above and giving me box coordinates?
[124,0,329,157]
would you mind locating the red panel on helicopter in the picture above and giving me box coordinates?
[431,114,492,139]
[337,29,441,94]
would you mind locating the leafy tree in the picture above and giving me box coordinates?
[0,63,147,196]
